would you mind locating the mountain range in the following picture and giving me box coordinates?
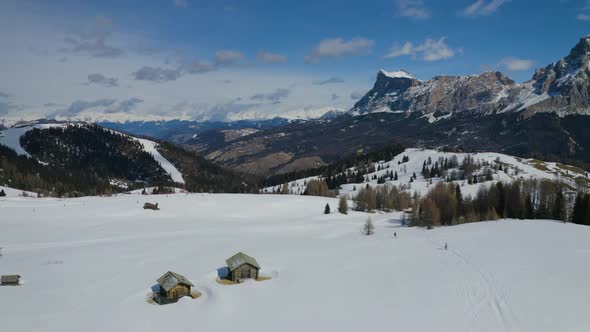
[162,36,590,175]
[3,37,590,179]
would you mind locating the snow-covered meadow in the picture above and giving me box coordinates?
[1,193,589,332]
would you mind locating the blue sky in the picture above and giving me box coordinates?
[0,0,589,122]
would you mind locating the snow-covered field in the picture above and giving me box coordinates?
[0,185,38,197]
[1,194,589,332]
[265,148,590,198]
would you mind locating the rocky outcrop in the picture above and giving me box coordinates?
[351,36,590,119]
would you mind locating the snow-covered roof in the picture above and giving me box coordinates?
[379,70,415,79]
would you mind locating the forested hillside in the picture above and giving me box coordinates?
[0,123,259,197]
[156,141,259,193]
[21,125,173,184]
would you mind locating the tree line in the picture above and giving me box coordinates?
[410,179,588,227]
[263,144,405,189]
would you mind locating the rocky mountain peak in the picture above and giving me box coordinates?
[373,69,420,93]
[567,36,590,61]
[351,36,590,118]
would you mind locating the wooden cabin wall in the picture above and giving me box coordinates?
[169,284,190,298]
[231,264,259,281]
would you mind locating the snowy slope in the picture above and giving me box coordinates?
[0,194,589,332]
[0,123,73,157]
[0,127,33,157]
[264,148,590,197]
[133,138,185,184]
[0,186,38,197]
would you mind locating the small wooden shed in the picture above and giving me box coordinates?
[1,275,21,286]
[143,202,159,210]
[153,271,193,304]
[226,252,260,282]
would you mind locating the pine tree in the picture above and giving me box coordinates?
[572,193,583,224]
[552,190,565,221]
[571,193,590,225]
[454,185,462,202]
[0,189,5,197]
[338,196,348,215]
[324,203,331,214]
[394,171,398,181]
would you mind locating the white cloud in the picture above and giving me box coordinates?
[350,90,366,100]
[395,0,431,19]
[257,52,287,64]
[250,88,291,102]
[577,14,590,20]
[181,60,216,74]
[0,5,364,123]
[305,37,374,63]
[313,77,345,85]
[60,16,124,58]
[215,50,244,67]
[385,42,414,58]
[133,66,182,82]
[462,0,509,17]
[501,57,534,71]
[87,73,118,87]
[174,0,188,8]
[385,37,455,61]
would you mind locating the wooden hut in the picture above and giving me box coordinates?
[226,252,260,282]
[1,275,21,286]
[153,271,193,304]
[143,202,159,210]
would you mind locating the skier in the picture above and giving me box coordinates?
[444,243,448,250]
[394,232,397,238]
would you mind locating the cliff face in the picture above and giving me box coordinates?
[351,36,590,120]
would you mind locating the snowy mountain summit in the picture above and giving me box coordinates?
[351,36,590,119]
[379,69,415,79]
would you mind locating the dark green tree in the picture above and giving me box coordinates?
[552,190,565,221]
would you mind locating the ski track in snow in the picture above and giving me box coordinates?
[427,235,520,332]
